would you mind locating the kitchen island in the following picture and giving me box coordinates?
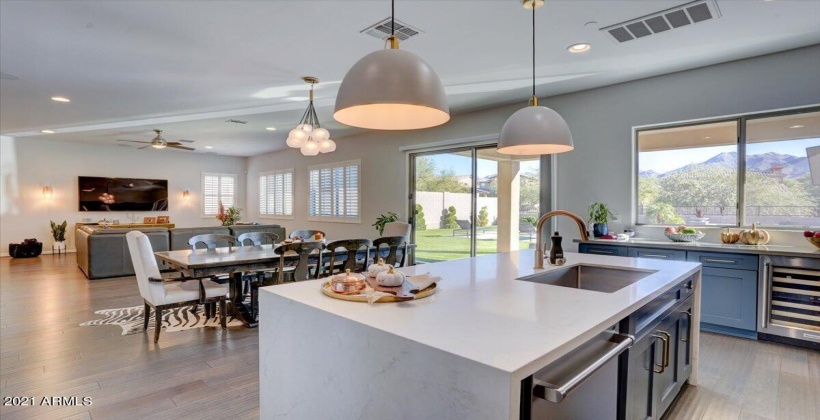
[258,251,702,419]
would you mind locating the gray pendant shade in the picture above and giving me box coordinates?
[333,48,450,130]
[497,105,574,155]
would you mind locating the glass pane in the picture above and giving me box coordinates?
[744,111,820,228]
[637,120,739,226]
[412,151,472,263]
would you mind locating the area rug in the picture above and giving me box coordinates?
[80,305,243,335]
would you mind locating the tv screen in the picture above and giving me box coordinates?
[79,176,168,211]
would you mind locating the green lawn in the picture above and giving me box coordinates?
[414,229,534,263]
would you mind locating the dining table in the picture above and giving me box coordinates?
[154,242,415,328]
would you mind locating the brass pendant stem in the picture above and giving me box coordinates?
[529,96,539,106]
[388,35,399,49]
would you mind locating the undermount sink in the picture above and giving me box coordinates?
[516,264,657,293]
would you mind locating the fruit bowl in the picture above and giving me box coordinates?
[807,237,820,249]
[665,232,705,242]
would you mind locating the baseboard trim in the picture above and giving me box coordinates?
[1,249,76,258]
[700,323,758,340]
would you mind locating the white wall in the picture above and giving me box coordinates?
[247,45,820,248]
[0,137,246,255]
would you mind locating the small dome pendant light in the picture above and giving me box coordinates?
[498,0,574,155]
[334,0,449,130]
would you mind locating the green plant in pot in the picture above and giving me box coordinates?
[373,212,399,236]
[50,220,67,250]
[588,202,614,238]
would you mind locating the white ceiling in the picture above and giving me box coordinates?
[1,0,819,156]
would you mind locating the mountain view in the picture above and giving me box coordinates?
[640,152,810,178]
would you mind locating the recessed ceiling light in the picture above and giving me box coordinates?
[205,146,214,149]
[567,43,591,53]
[41,129,55,134]
[51,96,70,102]
[703,136,711,139]
[265,127,277,131]
[790,125,805,129]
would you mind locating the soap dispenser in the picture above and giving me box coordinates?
[549,232,565,265]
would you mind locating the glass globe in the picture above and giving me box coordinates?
[286,136,306,148]
[296,123,313,133]
[300,140,320,156]
[318,138,336,153]
[312,127,330,141]
[289,128,308,142]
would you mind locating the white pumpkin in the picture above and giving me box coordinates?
[376,267,405,287]
[367,258,393,278]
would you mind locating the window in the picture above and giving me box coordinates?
[202,173,236,216]
[308,160,360,223]
[637,108,819,228]
[259,169,293,218]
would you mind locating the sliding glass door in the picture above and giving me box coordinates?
[410,146,541,263]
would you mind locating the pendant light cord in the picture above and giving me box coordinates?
[392,0,395,36]
[532,5,535,98]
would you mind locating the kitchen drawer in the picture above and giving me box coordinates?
[628,247,686,261]
[687,252,759,271]
[626,276,695,337]
[578,244,627,257]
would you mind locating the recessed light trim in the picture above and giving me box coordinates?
[265,127,277,131]
[205,146,214,149]
[41,129,56,134]
[567,43,591,53]
[51,96,71,103]
[790,125,805,129]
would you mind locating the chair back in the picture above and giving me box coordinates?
[274,242,325,282]
[326,239,373,275]
[125,231,166,305]
[188,234,236,250]
[237,232,279,246]
[383,222,411,238]
[289,230,325,240]
[373,236,409,267]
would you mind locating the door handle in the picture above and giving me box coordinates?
[651,333,669,374]
[681,310,691,342]
[762,262,771,329]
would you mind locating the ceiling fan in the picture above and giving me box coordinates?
[117,129,195,151]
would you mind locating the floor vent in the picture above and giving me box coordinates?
[600,0,721,44]
[361,17,423,42]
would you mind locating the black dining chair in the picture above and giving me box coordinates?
[289,230,325,240]
[274,242,326,283]
[373,236,409,268]
[188,234,237,250]
[324,239,373,276]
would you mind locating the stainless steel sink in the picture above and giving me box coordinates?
[516,264,657,293]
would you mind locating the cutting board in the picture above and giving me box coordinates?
[365,277,415,300]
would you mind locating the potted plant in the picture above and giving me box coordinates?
[372,212,399,236]
[588,203,614,238]
[50,220,67,250]
[216,201,242,226]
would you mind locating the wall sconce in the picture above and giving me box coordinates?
[42,185,53,198]
[182,189,190,200]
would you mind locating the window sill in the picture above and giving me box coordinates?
[307,216,361,224]
[259,214,294,220]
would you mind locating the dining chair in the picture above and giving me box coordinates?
[236,232,279,246]
[288,230,325,240]
[238,232,281,320]
[325,239,373,275]
[188,234,236,250]
[382,222,411,238]
[373,236,409,268]
[274,242,325,283]
[126,231,228,342]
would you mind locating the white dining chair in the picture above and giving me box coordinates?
[126,231,229,342]
[382,222,411,238]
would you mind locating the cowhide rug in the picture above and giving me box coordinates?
[80,305,243,335]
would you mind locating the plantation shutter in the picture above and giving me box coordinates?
[202,173,237,215]
[308,161,360,221]
[259,170,293,217]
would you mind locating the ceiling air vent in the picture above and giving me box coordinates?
[361,17,423,42]
[600,0,721,44]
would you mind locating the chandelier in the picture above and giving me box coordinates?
[287,77,335,156]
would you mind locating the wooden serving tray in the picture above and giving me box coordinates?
[321,281,437,303]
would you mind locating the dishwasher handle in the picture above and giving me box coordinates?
[533,333,635,404]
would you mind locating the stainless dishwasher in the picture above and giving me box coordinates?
[521,329,634,420]
[759,255,820,348]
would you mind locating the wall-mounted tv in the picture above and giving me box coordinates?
[79,176,169,211]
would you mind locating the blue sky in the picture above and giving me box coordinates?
[420,153,541,178]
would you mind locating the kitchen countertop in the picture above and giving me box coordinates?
[575,238,820,257]
[263,250,700,376]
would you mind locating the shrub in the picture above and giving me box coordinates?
[415,204,427,231]
[478,206,489,227]
[444,206,459,229]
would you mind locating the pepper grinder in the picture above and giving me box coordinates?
[549,231,565,266]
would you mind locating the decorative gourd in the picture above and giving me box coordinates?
[720,228,740,244]
[739,223,770,245]
[367,258,393,278]
[376,267,405,287]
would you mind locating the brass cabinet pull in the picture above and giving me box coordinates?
[590,249,614,255]
[681,311,691,342]
[704,258,736,264]
[651,333,669,374]
[643,254,669,258]
[659,331,671,368]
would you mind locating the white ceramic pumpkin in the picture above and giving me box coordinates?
[367,258,393,278]
[376,267,405,287]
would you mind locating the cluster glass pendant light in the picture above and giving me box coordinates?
[497,0,573,155]
[334,0,449,130]
[287,77,335,156]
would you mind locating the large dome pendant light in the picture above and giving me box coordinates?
[497,0,573,155]
[286,77,336,156]
[334,0,449,130]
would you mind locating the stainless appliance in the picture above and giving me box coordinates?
[759,255,820,348]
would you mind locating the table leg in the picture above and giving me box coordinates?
[230,272,257,328]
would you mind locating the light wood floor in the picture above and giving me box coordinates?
[1,256,818,420]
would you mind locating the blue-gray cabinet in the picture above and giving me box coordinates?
[578,243,627,257]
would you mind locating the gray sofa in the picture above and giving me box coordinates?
[75,224,285,279]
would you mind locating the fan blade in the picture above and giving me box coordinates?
[177,139,195,143]
[138,145,151,150]
[168,144,195,151]
[118,139,152,144]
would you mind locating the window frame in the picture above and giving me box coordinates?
[258,168,294,220]
[201,172,238,218]
[307,159,362,224]
[634,105,820,229]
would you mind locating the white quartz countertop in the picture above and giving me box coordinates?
[262,251,700,379]
[575,238,820,257]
